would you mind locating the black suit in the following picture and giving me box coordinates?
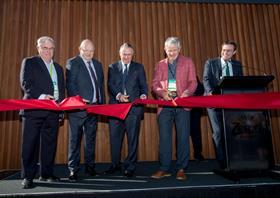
[203,57,243,167]
[20,56,65,180]
[66,55,104,173]
[108,60,147,172]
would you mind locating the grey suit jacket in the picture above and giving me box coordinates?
[203,57,243,95]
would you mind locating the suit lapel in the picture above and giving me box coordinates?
[117,61,123,81]
[37,56,53,84]
[216,59,222,78]
[92,59,103,86]
[77,56,92,81]
[127,61,135,76]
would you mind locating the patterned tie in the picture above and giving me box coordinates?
[225,61,230,76]
[87,61,100,103]
[122,64,128,95]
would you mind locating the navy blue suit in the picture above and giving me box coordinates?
[203,57,243,167]
[20,56,65,180]
[66,55,105,173]
[108,60,147,172]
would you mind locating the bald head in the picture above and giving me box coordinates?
[79,39,95,61]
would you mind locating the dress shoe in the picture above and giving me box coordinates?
[103,165,121,175]
[123,170,134,178]
[68,171,78,182]
[151,170,171,179]
[21,178,33,189]
[176,169,187,181]
[39,175,60,182]
[85,166,97,176]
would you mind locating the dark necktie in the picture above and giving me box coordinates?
[225,61,230,76]
[87,61,100,103]
[122,64,128,94]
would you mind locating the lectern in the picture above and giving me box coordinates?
[215,75,276,179]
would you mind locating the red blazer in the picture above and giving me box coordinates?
[152,55,197,113]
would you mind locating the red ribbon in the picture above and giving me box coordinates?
[0,96,132,120]
[1,92,280,119]
[134,92,280,109]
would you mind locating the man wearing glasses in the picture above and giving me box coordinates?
[20,36,65,189]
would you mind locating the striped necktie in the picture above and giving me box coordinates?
[87,61,100,103]
[122,64,128,95]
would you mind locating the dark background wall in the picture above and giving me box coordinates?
[0,0,279,169]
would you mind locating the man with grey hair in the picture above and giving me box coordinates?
[20,36,65,188]
[105,43,148,177]
[151,37,197,180]
[66,39,105,182]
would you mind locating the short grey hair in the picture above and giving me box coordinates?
[37,36,55,47]
[164,37,181,49]
[119,43,134,54]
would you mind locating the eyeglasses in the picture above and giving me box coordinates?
[40,46,55,51]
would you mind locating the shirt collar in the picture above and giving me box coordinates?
[221,58,231,66]
[80,55,92,66]
[121,61,130,71]
[43,59,53,67]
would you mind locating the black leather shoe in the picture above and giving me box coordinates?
[22,178,33,189]
[123,170,134,178]
[69,171,78,182]
[39,175,60,182]
[85,166,97,176]
[104,165,122,175]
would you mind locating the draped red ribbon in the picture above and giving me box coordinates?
[0,96,132,120]
[1,92,280,119]
[134,92,280,110]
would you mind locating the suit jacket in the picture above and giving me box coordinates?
[20,56,65,117]
[203,57,243,95]
[66,55,105,104]
[108,60,148,115]
[152,55,197,113]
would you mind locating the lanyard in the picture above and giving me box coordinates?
[49,63,53,77]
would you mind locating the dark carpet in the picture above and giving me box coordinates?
[1,160,280,198]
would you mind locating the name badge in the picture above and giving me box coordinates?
[168,79,176,91]
[52,81,59,101]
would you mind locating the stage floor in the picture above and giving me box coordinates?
[1,160,280,198]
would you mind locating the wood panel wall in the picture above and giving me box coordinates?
[0,0,279,170]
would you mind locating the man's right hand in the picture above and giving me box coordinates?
[44,95,54,100]
[119,94,130,102]
[162,91,172,101]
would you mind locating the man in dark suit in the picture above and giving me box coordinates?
[105,43,148,177]
[66,39,105,182]
[20,36,65,189]
[203,40,243,169]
